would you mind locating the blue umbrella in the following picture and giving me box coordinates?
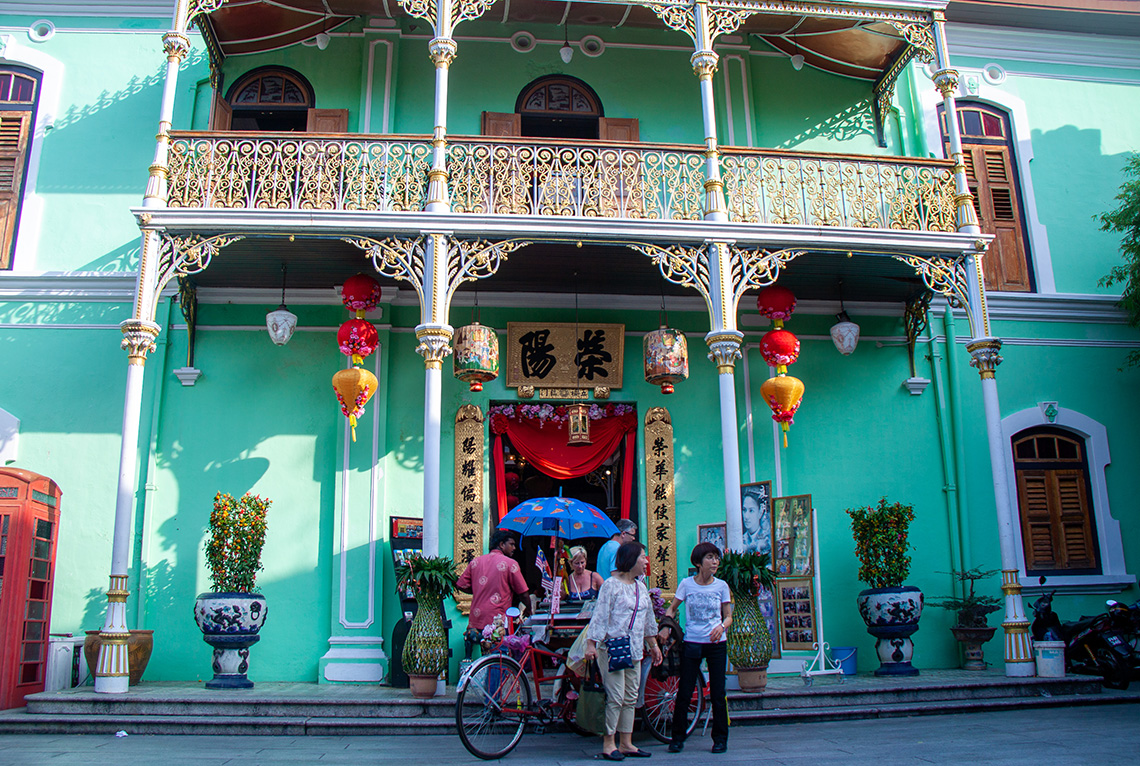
[498,496,619,540]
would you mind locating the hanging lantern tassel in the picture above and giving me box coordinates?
[333,367,378,442]
[760,375,805,448]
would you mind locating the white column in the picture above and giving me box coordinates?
[424,36,456,213]
[933,14,1033,676]
[415,234,454,558]
[716,363,744,549]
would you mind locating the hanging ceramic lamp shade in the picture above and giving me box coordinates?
[760,375,805,448]
[453,322,499,392]
[830,312,860,355]
[332,367,378,442]
[266,307,297,346]
[643,327,689,394]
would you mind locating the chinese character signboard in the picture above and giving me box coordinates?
[453,405,485,616]
[643,407,676,596]
[506,323,624,390]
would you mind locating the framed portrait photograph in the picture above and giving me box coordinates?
[739,481,772,558]
[772,494,812,576]
[697,523,727,556]
[777,579,817,650]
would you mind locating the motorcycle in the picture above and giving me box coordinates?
[1030,583,1139,690]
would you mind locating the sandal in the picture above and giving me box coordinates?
[621,749,652,758]
[601,752,626,762]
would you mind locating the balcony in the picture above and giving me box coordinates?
[166,132,957,233]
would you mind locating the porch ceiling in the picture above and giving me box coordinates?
[186,236,929,304]
[204,1,920,81]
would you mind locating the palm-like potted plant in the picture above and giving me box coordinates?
[718,550,777,692]
[928,567,1002,670]
[394,553,459,698]
[193,492,270,689]
[846,497,922,676]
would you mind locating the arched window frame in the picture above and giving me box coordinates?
[1001,405,1134,594]
[917,66,1056,294]
[0,36,61,272]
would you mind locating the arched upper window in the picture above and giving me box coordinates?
[0,66,40,270]
[1012,426,1099,575]
[211,68,346,133]
[482,76,637,142]
[940,101,1032,292]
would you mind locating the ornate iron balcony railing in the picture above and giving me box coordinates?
[166,132,956,232]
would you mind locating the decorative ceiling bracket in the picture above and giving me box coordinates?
[893,253,976,337]
[726,245,804,315]
[344,235,428,310]
[443,237,531,307]
[646,1,758,51]
[155,231,243,301]
[871,44,918,148]
[193,12,226,91]
[629,242,712,310]
[397,0,497,37]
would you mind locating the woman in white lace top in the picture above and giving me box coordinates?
[584,541,663,760]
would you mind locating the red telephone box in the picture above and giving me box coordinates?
[0,468,62,710]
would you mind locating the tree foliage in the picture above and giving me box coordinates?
[1099,153,1140,368]
[846,498,915,589]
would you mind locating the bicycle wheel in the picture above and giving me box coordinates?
[456,654,532,759]
[554,663,595,736]
[641,670,703,744]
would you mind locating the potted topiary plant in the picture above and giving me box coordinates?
[928,567,1002,670]
[193,492,270,689]
[846,497,922,676]
[394,553,459,698]
[718,550,777,692]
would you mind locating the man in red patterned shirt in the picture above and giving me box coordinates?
[457,529,530,632]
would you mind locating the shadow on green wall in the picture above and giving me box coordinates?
[79,240,141,273]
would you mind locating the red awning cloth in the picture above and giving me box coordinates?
[490,406,635,480]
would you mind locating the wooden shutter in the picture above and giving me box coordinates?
[209,91,232,130]
[0,111,31,270]
[599,117,639,143]
[481,112,520,137]
[1016,468,1096,572]
[966,145,1029,292]
[306,109,348,133]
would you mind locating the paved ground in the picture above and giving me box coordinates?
[2,705,1139,766]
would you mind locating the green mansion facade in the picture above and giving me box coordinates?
[0,0,1137,691]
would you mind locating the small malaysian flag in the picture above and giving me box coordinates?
[536,546,555,595]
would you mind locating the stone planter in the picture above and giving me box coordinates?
[856,586,923,676]
[736,667,768,692]
[193,592,268,689]
[83,629,154,686]
[950,625,997,671]
[408,673,441,699]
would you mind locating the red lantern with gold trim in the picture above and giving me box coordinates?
[756,285,797,323]
[332,367,378,443]
[341,273,382,314]
[760,375,805,447]
[759,328,800,368]
[338,318,379,365]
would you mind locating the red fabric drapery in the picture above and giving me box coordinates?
[491,412,637,524]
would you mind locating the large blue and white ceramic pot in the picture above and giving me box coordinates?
[856,586,923,676]
[194,592,269,689]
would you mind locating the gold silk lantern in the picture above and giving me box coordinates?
[453,322,499,392]
[760,375,805,448]
[332,367,378,442]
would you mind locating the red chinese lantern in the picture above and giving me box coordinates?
[760,375,805,448]
[332,367,378,442]
[759,328,800,368]
[756,285,797,324]
[341,273,382,315]
[337,318,379,365]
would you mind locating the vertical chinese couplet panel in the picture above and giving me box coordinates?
[453,405,485,616]
[643,407,676,597]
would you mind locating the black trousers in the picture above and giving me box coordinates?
[671,640,728,745]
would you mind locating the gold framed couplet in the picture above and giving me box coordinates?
[772,494,813,577]
[643,407,676,596]
[777,579,817,651]
[453,404,485,617]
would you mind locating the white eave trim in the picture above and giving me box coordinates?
[946,23,1140,72]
